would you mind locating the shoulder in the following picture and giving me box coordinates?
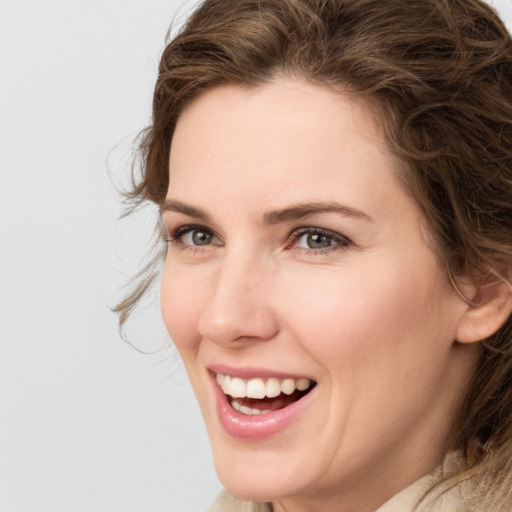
[376,452,498,512]
[207,490,272,512]
[376,473,465,512]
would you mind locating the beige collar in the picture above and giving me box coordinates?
[208,454,466,512]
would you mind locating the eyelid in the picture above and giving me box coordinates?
[168,224,205,241]
[287,226,351,251]
[166,224,223,246]
[164,222,351,254]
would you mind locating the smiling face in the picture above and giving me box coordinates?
[160,79,478,511]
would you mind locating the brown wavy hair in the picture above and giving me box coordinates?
[117,0,512,508]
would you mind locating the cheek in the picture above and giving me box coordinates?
[160,263,203,354]
[278,259,457,375]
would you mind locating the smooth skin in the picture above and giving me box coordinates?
[161,79,484,512]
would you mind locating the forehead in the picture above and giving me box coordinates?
[167,78,407,222]
[172,79,383,150]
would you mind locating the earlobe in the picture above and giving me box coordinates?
[456,278,512,344]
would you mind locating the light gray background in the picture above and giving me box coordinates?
[1,1,511,511]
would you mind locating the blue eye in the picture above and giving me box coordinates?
[181,228,214,246]
[293,228,350,251]
[169,225,221,247]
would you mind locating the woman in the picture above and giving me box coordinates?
[116,0,512,510]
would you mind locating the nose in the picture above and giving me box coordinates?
[197,254,279,347]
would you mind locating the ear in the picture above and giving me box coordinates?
[456,278,512,344]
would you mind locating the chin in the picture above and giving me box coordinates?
[210,441,304,503]
[217,468,293,503]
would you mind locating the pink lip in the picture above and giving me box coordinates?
[208,368,317,441]
[209,363,313,381]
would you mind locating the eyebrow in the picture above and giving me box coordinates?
[160,199,372,224]
[262,202,372,224]
[160,199,211,221]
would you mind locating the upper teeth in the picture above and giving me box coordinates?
[216,373,312,399]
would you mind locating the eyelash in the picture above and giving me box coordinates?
[165,224,351,255]
[287,227,351,254]
[165,224,222,252]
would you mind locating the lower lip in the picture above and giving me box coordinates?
[211,374,316,441]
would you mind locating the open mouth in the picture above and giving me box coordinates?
[216,373,317,416]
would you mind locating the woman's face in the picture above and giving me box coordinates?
[161,79,477,511]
